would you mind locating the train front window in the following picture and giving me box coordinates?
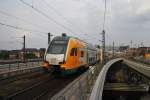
[47,40,68,54]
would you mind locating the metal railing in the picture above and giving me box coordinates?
[0,60,43,81]
[50,63,103,100]
[0,58,43,65]
[0,60,42,74]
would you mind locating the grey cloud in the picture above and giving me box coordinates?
[0,0,150,50]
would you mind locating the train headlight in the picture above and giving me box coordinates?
[42,61,49,67]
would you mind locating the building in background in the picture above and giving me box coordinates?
[0,48,46,60]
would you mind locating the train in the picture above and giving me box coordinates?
[143,48,150,60]
[42,33,101,75]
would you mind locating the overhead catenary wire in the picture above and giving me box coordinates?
[0,40,19,43]
[84,0,107,30]
[83,0,100,10]
[0,21,46,37]
[41,0,86,35]
[105,32,114,42]
[82,0,109,44]
[19,0,79,37]
[0,9,49,33]
[83,0,108,32]
[102,0,115,44]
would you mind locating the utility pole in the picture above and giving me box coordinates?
[48,33,53,44]
[23,35,25,62]
[102,30,106,65]
[130,40,133,48]
[113,41,114,58]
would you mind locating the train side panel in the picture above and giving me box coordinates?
[61,38,88,70]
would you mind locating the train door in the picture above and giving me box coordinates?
[79,48,87,65]
[74,48,78,64]
[70,48,77,67]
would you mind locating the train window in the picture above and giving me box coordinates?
[81,51,84,57]
[70,48,75,56]
[47,40,68,54]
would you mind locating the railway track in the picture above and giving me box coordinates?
[0,68,49,100]
[6,75,79,100]
[0,67,44,87]
[0,68,82,100]
[129,58,150,66]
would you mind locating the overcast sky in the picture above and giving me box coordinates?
[0,0,150,50]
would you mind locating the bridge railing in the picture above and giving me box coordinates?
[89,58,123,100]
[50,63,103,100]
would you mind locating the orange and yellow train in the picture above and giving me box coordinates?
[42,34,100,74]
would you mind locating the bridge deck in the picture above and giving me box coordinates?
[89,58,150,100]
[124,59,150,79]
[89,58,123,100]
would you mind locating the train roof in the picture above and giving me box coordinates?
[53,35,70,41]
[53,34,83,43]
[53,34,96,50]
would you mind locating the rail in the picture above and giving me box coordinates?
[1,70,50,100]
[1,71,79,100]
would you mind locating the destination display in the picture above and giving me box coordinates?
[54,40,67,44]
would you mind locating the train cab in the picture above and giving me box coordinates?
[43,34,69,70]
